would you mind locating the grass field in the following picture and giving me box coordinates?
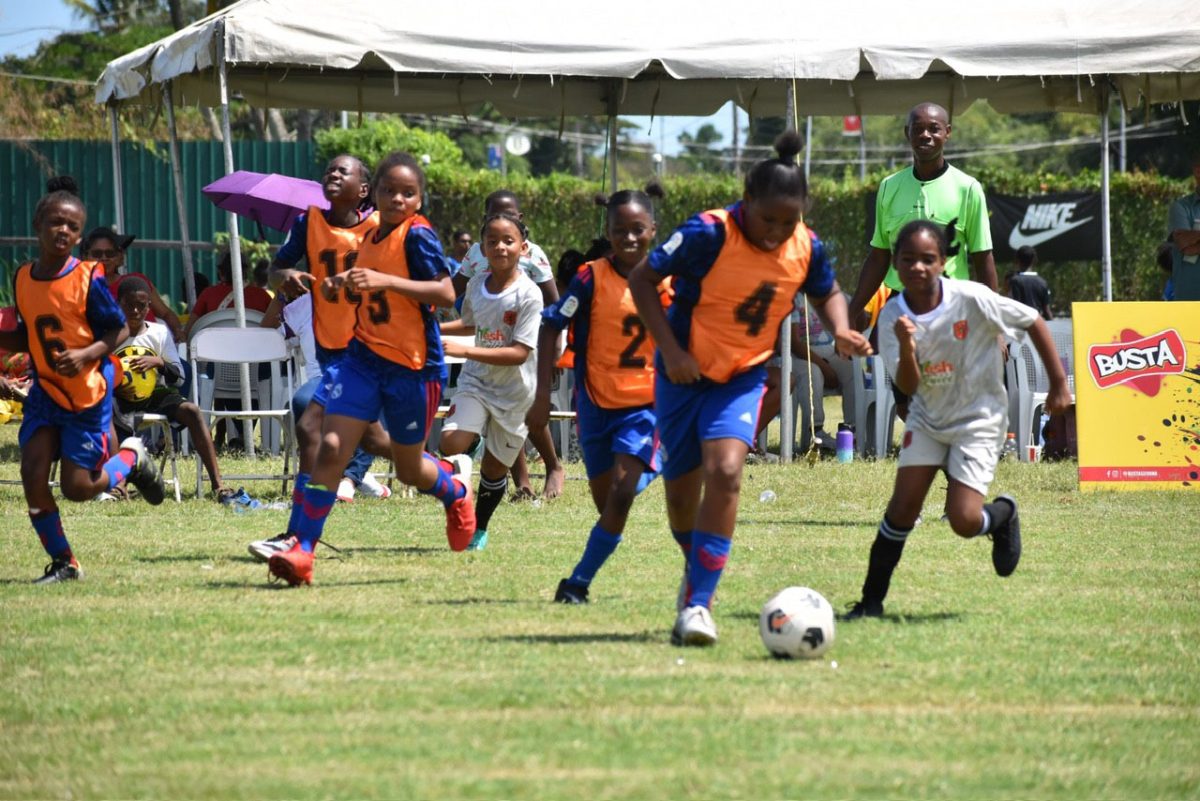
[1,424,1198,799]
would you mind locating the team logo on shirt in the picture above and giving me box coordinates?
[558,296,580,318]
[919,360,955,387]
[503,310,518,326]
[953,320,968,340]
[1087,328,1186,395]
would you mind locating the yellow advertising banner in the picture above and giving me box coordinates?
[1073,302,1200,491]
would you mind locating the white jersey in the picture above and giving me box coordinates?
[279,293,319,374]
[880,278,1037,438]
[118,320,183,387]
[457,270,544,427]
[458,240,553,285]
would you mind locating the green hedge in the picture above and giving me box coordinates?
[317,121,1187,306]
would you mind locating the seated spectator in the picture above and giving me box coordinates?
[83,226,185,341]
[182,252,273,339]
[1007,245,1054,320]
[112,277,239,504]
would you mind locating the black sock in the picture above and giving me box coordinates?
[982,498,1013,534]
[862,516,911,604]
[475,473,507,532]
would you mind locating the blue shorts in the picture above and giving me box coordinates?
[19,373,114,471]
[576,385,659,479]
[322,340,443,446]
[309,345,347,410]
[655,366,766,480]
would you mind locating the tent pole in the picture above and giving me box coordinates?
[1100,88,1113,302]
[217,22,256,457]
[108,103,126,234]
[607,85,618,193]
[779,82,797,464]
[163,81,198,311]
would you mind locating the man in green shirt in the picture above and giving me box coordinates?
[848,103,997,325]
[1167,152,1200,302]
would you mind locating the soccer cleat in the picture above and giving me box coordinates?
[120,436,165,506]
[444,479,476,552]
[268,542,313,586]
[33,558,81,585]
[843,599,884,620]
[990,495,1022,577]
[444,453,473,484]
[358,473,392,499]
[336,477,357,503]
[672,605,718,647]
[248,533,297,563]
[554,578,589,604]
[467,529,488,551]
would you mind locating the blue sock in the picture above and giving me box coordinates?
[286,472,310,534]
[687,531,731,610]
[635,470,654,496]
[294,484,336,553]
[671,528,692,558]
[31,509,71,561]
[420,454,465,509]
[569,523,623,587]
[101,447,138,490]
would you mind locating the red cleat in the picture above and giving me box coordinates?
[445,479,476,552]
[268,541,314,586]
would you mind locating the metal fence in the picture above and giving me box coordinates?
[0,139,318,309]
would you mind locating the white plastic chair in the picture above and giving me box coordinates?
[851,355,897,458]
[189,327,296,496]
[1007,327,1076,462]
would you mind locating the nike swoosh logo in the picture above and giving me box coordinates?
[1008,217,1093,250]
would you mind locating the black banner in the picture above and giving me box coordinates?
[987,192,1102,263]
[863,190,1102,264]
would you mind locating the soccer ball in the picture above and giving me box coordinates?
[115,344,159,402]
[759,586,835,660]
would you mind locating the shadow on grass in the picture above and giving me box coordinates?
[835,611,964,625]
[137,554,217,563]
[425,597,527,606]
[202,577,409,590]
[486,630,661,645]
[336,546,443,556]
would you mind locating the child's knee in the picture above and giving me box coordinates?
[947,510,982,537]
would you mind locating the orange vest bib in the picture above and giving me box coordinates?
[307,207,379,351]
[353,216,429,369]
[583,258,661,409]
[17,259,112,411]
[690,209,812,382]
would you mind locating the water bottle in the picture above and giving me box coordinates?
[1001,432,1019,461]
[836,423,854,463]
[1037,412,1050,446]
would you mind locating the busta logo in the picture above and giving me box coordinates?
[1088,329,1186,395]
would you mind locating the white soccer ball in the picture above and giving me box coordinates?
[759,586,835,659]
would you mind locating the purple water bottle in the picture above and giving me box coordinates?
[836,423,854,463]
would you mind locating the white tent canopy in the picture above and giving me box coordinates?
[97,0,1200,117]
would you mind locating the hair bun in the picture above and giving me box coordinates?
[643,180,665,200]
[47,175,79,195]
[773,130,805,162]
[593,192,610,208]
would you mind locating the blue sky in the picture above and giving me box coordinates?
[0,0,741,155]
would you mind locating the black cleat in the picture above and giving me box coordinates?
[990,495,1021,577]
[842,599,884,620]
[554,578,589,604]
[33,559,81,585]
[120,436,165,506]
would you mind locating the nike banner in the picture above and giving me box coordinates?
[987,192,1101,262]
[863,190,1102,263]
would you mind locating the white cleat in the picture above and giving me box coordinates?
[672,605,718,647]
[444,453,473,485]
[358,472,392,499]
[247,533,297,563]
[336,476,357,503]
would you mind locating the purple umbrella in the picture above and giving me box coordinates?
[202,171,329,234]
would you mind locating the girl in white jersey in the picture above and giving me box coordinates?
[846,220,1072,619]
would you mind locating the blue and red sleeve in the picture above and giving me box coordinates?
[405,222,450,281]
[273,213,310,268]
[86,266,127,339]
[799,229,836,299]
[541,264,594,332]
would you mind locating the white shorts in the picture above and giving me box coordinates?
[897,424,1003,496]
[442,391,528,467]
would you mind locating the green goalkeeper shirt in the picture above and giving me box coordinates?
[871,163,993,290]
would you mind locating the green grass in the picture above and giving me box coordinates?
[0,424,1197,799]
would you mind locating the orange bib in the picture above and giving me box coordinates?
[583,258,663,409]
[690,209,812,382]
[353,216,429,369]
[307,207,379,351]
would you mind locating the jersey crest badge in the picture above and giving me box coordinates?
[503,310,518,326]
[953,320,968,340]
[558,296,580,319]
